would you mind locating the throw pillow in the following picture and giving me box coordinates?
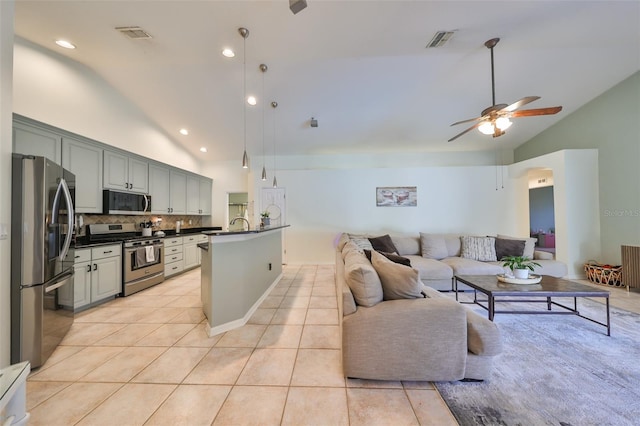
[420,233,448,260]
[344,249,383,307]
[460,236,497,261]
[495,238,526,260]
[497,234,537,259]
[347,233,373,253]
[370,251,423,300]
[363,249,412,267]
[368,234,399,254]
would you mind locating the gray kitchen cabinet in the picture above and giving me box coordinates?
[199,178,212,215]
[183,234,207,270]
[164,237,184,277]
[170,170,187,214]
[12,121,62,163]
[69,245,121,311]
[186,175,201,215]
[62,137,103,213]
[104,150,149,193]
[149,164,186,215]
[149,164,170,214]
[187,175,213,215]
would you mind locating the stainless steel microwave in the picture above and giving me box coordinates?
[103,190,151,215]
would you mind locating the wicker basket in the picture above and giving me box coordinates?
[584,261,623,287]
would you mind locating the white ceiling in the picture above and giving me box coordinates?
[14,1,640,162]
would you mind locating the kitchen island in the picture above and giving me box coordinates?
[199,225,289,336]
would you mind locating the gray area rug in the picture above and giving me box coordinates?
[435,296,640,426]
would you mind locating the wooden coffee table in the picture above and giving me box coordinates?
[454,275,611,335]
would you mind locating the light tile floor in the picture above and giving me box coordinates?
[26,265,457,426]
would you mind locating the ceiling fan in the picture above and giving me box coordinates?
[448,38,562,142]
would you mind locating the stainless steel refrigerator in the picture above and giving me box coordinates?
[11,154,75,368]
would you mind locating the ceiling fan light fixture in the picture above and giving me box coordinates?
[478,122,495,135]
[495,117,512,131]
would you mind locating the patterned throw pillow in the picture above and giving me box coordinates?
[347,233,374,253]
[461,236,497,262]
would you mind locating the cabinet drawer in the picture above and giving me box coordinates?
[165,252,183,263]
[91,244,121,260]
[165,262,184,277]
[165,245,183,255]
[183,235,199,244]
[164,237,182,247]
[74,249,91,263]
[197,234,208,243]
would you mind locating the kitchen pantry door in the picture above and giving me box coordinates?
[261,187,286,263]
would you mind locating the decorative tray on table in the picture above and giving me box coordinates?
[496,274,542,285]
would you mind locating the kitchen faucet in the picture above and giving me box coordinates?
[230,217,250,231]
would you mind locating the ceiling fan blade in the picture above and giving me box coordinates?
[448,121,484,142]
[510,106,563,117]
[502,96,540,112]
[450,116,484,127]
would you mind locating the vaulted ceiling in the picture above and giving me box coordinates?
[14,1,640,162]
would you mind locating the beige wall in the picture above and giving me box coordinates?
[515,72,640,264]
[0,0,14,368]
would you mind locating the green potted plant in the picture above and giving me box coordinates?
[501,255,541,279]
[260,211,270,227]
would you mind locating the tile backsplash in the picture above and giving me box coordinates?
[76,214,208,236]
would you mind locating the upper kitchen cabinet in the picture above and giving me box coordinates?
[149,164,186,214]
[62,137,103,213]
[103,150,149,193]
[186,175,213,215]
[13,120,62,164]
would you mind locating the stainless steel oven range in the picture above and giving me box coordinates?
[87,223,164,296]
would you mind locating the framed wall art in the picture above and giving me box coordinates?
[376,186,417,207]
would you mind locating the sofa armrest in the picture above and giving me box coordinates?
[466,310,502,356]
[342,297,467,381]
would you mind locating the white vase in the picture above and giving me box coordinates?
[513,268,529,279]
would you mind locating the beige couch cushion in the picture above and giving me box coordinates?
[441,256,504,275]
[344,248,383,307]
[371,251,423,301]
[420,233,448,259]
[405,255,454,280]
[391,235,421,256]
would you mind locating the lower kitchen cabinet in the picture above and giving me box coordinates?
[163,234,208,279]
[70,244,122,310]
[164,237,184,278]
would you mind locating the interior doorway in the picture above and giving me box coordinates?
[528,169,555,254]
[227,192,248,231]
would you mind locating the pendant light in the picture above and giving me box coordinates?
[259,64,268,181]
[239,27,249,168]
[271,101,278,188]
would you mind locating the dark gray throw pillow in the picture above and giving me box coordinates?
[364,249,411,267]
[368,234,398,254]
[495,238,526,260]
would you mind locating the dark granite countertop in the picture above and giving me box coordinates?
[202,224,290,237]
[74,226,223,248]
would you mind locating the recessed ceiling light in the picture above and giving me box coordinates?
[179,128,189,135]
[222,48,235,58]
[55,40,76,49]
[247,96,257,106]
[200,147,208,153]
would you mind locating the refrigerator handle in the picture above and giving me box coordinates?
[59,178,75,262]
[44,269,74,293]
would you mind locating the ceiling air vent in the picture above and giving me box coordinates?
[116,26,153,39]
[426,31,455,48]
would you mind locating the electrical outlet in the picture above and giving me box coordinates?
[0,223,7,240]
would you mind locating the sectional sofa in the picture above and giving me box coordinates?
[336,235,505,382]
[339,232,567,291]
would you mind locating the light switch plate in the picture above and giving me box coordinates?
[0,223,7,240]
